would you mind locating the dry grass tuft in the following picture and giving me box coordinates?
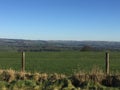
[0,69,15,82]
[15,71,27,80]
[33,72,40,81]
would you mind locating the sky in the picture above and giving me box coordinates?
[0,0,120,41]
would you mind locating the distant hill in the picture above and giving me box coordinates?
[0,38,120,52]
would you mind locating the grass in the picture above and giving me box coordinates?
[0,69,119,90]
[0,51,120,90]
[0,51,120,75]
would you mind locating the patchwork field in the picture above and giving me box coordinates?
[0,51,120,75]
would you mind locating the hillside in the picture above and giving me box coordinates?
[0,38,120,51]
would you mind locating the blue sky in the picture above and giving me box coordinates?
[0,0,120,41]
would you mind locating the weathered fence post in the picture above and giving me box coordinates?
[22,52,25,72]
[105,52,110,74]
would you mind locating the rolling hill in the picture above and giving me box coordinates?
[0,38,120,51]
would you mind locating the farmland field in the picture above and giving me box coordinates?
[0,51,120,75]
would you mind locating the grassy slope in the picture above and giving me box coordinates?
[0,51,120,75]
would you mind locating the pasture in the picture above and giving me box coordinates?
[0,51,120,75]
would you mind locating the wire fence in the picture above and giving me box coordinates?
[0,51,120,74]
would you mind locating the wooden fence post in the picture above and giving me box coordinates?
[105,52,110,74]
[22,52,25,72]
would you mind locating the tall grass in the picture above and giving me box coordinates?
[0,69,119,90]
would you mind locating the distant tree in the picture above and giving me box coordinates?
[81,45,95,51]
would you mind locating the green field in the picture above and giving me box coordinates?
[0,51,120,75]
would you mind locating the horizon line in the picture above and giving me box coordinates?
[0,37,120,42]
